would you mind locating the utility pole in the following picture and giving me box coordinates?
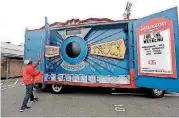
[123,1,133,20]
[6,58,9,80]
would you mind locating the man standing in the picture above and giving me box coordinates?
[20,55,42,112]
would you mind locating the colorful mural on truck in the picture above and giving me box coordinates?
[44,21,130,84]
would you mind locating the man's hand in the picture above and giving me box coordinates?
[38,54,42,62]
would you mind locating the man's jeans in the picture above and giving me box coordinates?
[21,84,34,109]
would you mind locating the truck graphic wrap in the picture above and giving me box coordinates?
[44,26,130,84]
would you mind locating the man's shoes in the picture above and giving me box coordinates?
[26,106,31,109]
[20,108,25,112]
[30,97,38,102]
[20,106,31,112]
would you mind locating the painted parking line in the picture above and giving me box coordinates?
[111,92,179,97]
[1,79,21,91]
[1,79,18,88]
[1,84,23,91]
[1,85,14,88]
[1,86,16,91]
[13,79,19,86]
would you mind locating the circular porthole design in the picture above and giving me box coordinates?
[60,36,88,65]
[66,42,81,58]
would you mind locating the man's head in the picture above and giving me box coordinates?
[24,58,32,65]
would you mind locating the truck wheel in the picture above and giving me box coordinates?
[51,84,63,94]
[149,89,165,98]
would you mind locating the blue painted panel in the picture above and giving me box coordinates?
[133,7,179,92]
[24,30,45,71]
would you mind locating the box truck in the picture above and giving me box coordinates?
[24,7,179,98]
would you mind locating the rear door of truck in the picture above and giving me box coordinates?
[24,30,45,83]
[133,7,179,92]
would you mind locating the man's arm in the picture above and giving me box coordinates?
[32,54,42,68]
[32,61,40,68]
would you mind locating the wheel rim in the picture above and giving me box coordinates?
[153,89,163,96]
[52,84,62,92]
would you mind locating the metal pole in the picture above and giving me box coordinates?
[6,59,9,80]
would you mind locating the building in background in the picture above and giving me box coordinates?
[1,42,24,79]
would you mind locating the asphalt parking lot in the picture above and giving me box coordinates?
[1,78,179,117]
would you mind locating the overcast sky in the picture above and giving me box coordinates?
[0,0,179,45]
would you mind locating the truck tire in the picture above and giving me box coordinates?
[149,88,165,98]
[51,84,63,94]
